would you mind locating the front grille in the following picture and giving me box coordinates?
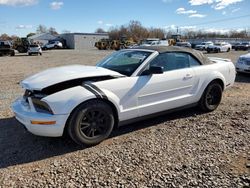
[245,61,250,66]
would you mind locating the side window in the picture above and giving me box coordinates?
[149,52,201,73]
[150,52,190,72]
[150,53,172,71]
[189,55,201,67]
[174,53,189,69]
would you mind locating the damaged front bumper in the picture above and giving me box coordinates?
[11,97,69,137]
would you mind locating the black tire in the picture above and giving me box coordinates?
[10,50,15,56]
[40,53,42,56]
[67,100,114,146]
[16,46,25,53]
[207,49,210,53]
[28,53,31,56]
[227,48,230,52]
[199,82,223,112]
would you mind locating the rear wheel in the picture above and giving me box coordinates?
[227,48,230,52]
[199,82,223,112]
[67,100,114,146]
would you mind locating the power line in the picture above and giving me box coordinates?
[180,14,250,27]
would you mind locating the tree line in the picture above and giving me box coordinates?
[1,21,250,41]
[96,20,250,41]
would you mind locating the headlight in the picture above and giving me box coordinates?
[31,97,53,114]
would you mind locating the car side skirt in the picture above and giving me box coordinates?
[118,102,198,127]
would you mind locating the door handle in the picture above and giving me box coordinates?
[184,74,193,79]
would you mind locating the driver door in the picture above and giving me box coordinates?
[137,52,197,117]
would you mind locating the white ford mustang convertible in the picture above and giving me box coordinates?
[12,46,236,145]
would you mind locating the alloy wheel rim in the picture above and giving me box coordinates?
[79,109,109,139]
[206,87,221,106]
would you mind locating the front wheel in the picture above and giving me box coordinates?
[67,100,115,146]
[199,82,223,112]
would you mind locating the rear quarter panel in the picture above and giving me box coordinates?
[192,60,235,101]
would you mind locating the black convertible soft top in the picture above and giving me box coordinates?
[135,46,213,65]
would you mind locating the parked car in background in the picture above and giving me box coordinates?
[234,42,250,51]
[12,46,236,146]
[0,40,15,56]
[175,42,192,48]
[235,52,250,73]
[28,44,42,56]
[42,41,63,50]
[151,40,169,46]
[195,41,213,51]
[207,42,232,53]
[231,42,241,50]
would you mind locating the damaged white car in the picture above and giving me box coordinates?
[12,46,236,145]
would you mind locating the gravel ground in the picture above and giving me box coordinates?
[0,49,249,187]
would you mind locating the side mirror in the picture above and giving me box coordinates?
[142,66,164,75]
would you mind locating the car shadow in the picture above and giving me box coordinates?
[0,107,203,169]
[235,73,250,83]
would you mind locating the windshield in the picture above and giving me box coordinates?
[30,44,39,47]
[97,50,152,76]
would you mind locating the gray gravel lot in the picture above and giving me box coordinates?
[0,49,249,187]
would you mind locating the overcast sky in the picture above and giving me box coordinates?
[0,0,249,36]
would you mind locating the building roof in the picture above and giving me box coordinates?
[135,46,213,65]
[28,33,57,40]
[61,32,109,36]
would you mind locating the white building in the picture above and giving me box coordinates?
[60,33,109,49]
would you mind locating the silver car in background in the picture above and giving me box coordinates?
[235,52,250,73]
[28,44,42,56]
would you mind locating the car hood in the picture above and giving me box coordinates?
[21,65,123,90]
[196,45,205,47]
[240,53,250,59]
[208,45,220,48]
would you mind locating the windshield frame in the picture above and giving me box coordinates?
[96,49,155,76]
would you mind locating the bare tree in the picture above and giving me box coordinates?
[0,33,11,40]
[48,27,58,35]
[95,28,106,33]
[148,28,165,39]
[36,25,47,34]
